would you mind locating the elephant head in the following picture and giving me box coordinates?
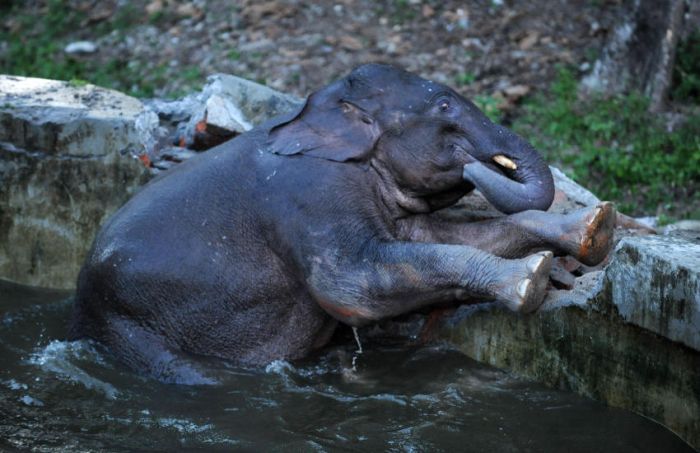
[267,64,554,215]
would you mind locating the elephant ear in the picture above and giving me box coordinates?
[266,95,380,163]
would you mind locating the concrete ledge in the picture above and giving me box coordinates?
[435,240,700,448]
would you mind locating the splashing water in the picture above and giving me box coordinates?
[0,280,694,452]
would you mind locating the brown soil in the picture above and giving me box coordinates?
[2,0,626,102]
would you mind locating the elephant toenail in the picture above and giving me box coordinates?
[527,252,550,273]
[527,256,543,273]
[517,279,531,300]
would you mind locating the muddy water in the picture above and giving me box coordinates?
[0,280,693,452]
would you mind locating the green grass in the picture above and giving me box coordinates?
[0,1,202,98]
[474,94,502,123]
[455,72,476,86]
[513,67,700,219]
[372,0,418,25]
[1,1,84,81]
[390,0,417,23]
[67,78,88,88]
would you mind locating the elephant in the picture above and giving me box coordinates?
[69,64,615,384]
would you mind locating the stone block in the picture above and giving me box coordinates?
[0,76,151,289]
[605,235,700,350]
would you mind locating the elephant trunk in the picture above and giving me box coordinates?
[462,128,554,215]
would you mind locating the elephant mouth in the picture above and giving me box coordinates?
[421,149,521,212]
[422,183,474,211]
[454,141,517,180]
[463,151,517,180]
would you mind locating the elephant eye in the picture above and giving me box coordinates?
[434,95,455,114]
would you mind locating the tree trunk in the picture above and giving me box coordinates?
[581,0,688,111]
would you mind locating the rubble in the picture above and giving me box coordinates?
[138,73,301,163]
[64,41,98,55]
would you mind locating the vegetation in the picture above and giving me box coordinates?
[455,72,476,86]
[673,31,700,103]
[474,94,503,123]
[513,67,700,220]
[0,0,202,98]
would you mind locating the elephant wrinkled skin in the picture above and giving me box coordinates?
[70,64,615,384]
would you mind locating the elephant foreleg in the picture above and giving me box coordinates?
[306,241,553,323]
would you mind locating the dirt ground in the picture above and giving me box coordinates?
[2,0,624,102]
[9,0,698,220]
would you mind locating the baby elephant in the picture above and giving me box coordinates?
[70,64,614,384]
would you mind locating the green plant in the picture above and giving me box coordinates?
[474,94,502,123]
[455,72,476,86]
[387,0,417,24]
[514,67,700,219]
[0,1,85,81]
[181,66,203,82]
[148,10,166,25]
[68,78,88,88]
[109,4,141,31]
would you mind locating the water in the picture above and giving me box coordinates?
[0,280,694,452]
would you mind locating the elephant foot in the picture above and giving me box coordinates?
[495,251,553,313]
[560,202,616,266]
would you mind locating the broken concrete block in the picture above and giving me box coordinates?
[549,166,600,210]
[204,94,252,134]
[203,73,303,127]
[186,73,302,139]
[185,74,302,149]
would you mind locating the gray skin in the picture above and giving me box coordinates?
[70,64,615,384]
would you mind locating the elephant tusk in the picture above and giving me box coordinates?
[493,154,517,170]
